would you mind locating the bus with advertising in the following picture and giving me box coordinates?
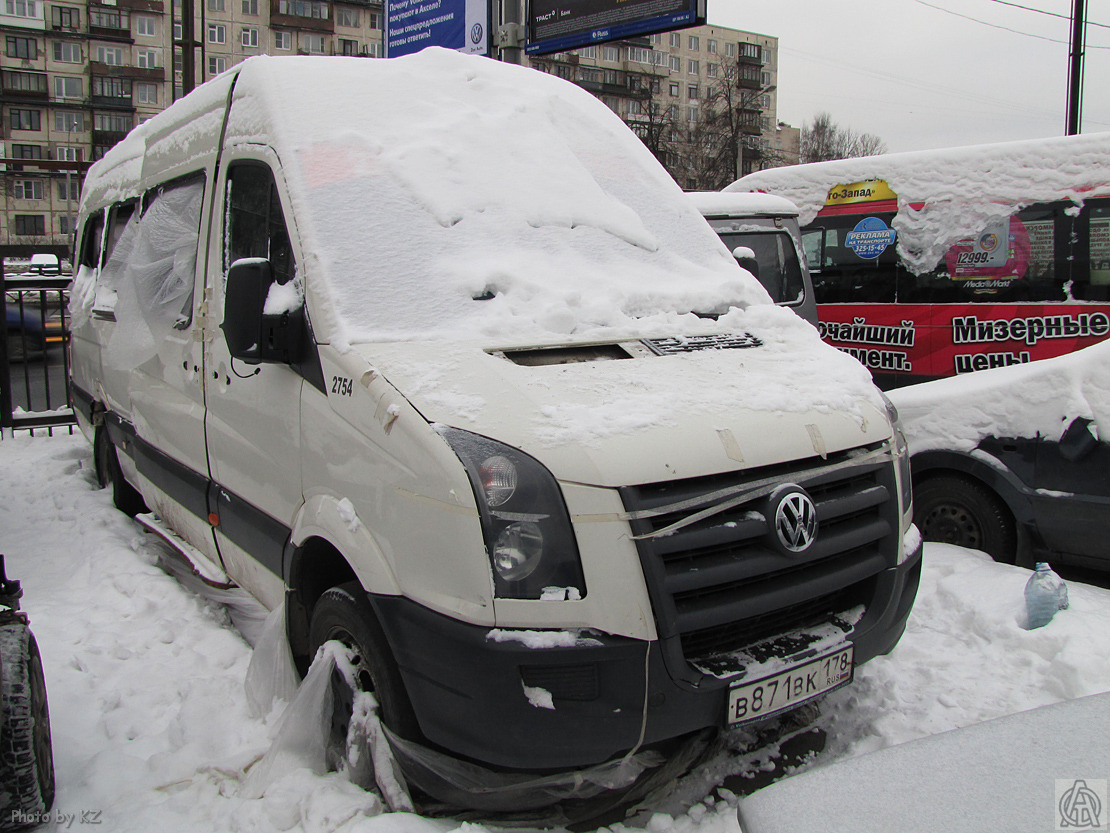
[728,133,1110,388]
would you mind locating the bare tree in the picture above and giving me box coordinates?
[800,111,887,163]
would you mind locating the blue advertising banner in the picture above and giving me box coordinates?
[526,0,704,56]
[385,0,488,58]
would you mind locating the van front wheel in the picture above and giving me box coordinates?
[308,583,421,756]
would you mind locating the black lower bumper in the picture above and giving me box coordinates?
[370,542,922,772]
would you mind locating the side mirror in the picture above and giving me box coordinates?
[732,246,759,280]
[1058,416,1098,462]
[222,258,307,365]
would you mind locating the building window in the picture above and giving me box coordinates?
[96,45,123,65]
[762,71,772,86]
[10,144,43,160]
[688,59,698,75]
[278,0,328,18]
[53,75,82,98]
[14,180,44,200]
[55,145,81,161]
[241,26,258,47]
[338,37,358,55]
[136,48,158,67]
[13,215,46,236]
[3,70,46,93]
[708,38,717,54]
[91,76,127,99]
[603,45,618,62]
[725,43,735,57]
[688,106,697,123]
[666,104,677,119]
[135,81,158,104]
[669,32,679,47]
[365,41,379,56]
[669,81,678,96]
[52,41,81,62]
[52,6,79,27]
[6,36,38,59]
[94,112,131,132]
[274,30,290,49]
[208,23,225,44]
[669,55,679,72]
[57,180,79,200]
[301,33,325,53]
[135,14,155,36]
[4,0,39,18]
[368,10,379,28]
[9,108,41,131]
[242,0,258,13]
[688,35,699,50]
[688,84,697,99]
[174,22,182,39]
[207,0,224,10]
[59,215,75,235]
[208,55,226,74]
[89,9,127,30]
[336,7,358,26]
[54,112,83,132]
[577,46,595,59]
[708,63,717,78]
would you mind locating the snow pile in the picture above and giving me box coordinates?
[2,434,1109,831]
[728,132,1110,274]
[889,339,1110,453]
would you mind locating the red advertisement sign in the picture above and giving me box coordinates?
[817,303,1110,382]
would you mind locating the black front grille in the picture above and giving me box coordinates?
[620,443,898,666]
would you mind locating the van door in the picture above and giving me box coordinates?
[203,156,304,610]
[112,176,220,565]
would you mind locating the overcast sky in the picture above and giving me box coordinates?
[707,0,1110,153]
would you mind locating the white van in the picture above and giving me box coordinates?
[68,51,921,807]
[689,191,819,326]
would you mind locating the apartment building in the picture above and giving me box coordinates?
[527,24,800,190]
[0,9,793,247]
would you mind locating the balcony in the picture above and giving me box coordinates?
[92,129,129,147]
[88,8,132,41]
[270,0,334,32]
[91,62,165,82]
[118,0,164,11]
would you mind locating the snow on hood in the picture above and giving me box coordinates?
[727,132,1110,275]
[219,51,769,348]
[889,339,1110,454]
[363,304,889,485]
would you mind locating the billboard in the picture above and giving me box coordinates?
[526,0,705,56]
[385,0,489,58]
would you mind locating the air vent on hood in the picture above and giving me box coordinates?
[495,343,635,366]
[642,333,763,355]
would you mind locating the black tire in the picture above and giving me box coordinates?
[94,426,148,517]
[0,624,54,825]
[308,583,421,761]
[914,474,1017,563]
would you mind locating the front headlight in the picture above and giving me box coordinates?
[881,392,913,520]
[437,427,585,600]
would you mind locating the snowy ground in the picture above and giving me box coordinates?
[2,431,1110,833]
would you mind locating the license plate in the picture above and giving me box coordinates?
[727,645,854,724]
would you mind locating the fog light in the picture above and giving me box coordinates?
[493,522,543,581]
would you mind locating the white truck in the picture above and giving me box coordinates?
[68,50,920,809]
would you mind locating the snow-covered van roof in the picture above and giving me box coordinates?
[687,191,800,219]
[727,132,1110,275]
[81,51,778,346]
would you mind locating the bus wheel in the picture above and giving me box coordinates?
[94,426,147,517]
[914,474,1016,563]
[307,582,421,769]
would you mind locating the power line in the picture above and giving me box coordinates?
[986,0,1110,30]
[913,0,1110,48]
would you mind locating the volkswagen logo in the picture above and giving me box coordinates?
[769,486,818,554]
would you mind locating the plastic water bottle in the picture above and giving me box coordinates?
[1024,562,1069,629]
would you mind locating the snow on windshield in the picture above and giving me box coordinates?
[728,133,1110,275]
[223,51,770,346]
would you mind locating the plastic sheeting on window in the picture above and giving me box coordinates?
[101,179,205,366]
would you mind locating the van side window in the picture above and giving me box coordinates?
[225,162,294,285]
[80,212,104,269]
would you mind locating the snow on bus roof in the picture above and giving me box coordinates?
[687,190,800,219]
[727,132,1110,275]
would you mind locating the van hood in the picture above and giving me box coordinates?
[354,314,891,488]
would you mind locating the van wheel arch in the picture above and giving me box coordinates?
[285,537,359,674]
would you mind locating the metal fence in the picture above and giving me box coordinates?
[1,267,75,434]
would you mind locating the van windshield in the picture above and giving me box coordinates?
[718,231,806,306]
